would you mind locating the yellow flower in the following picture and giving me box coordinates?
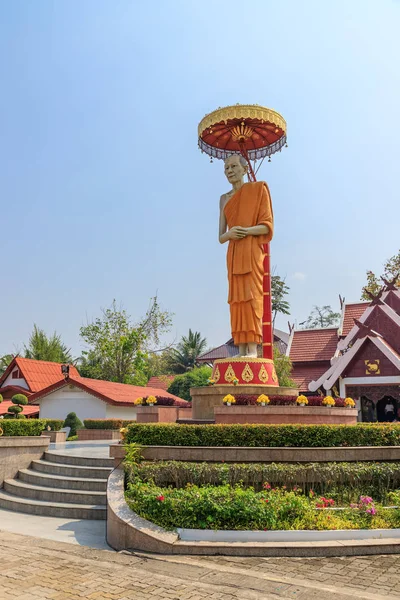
[296,395,308,405]
[147,395,157,405]
[208,378,215,385]
[344,397,355,407]
[120,427,128,439]
[134,397,143,406]
[0,427,3,437]
[223,394,236,404]
[257,394,270,404]
[322,396,335,406]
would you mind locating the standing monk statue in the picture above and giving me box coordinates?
[219,155,274,358]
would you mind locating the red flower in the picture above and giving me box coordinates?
[265,499,269,503]
[156,495,165,502]
[263,483,271,490]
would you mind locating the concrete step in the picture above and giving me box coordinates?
[0,490,106,520]
[4,479,107,506]
[44,451,114,468]
[18,469,108,491]
[31,459,112,479]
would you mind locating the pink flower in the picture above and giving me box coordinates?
[156,495,165,502]
[366,507,377,515]
[263,483,271,490]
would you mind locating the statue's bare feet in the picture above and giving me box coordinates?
[246,343,258,358]
[238,343,247,357]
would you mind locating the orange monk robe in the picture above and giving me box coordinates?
[224,181,274,345]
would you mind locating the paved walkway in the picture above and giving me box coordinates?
[48,440,115,458]
[1,530,400,599]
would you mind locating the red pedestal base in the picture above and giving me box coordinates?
[212,357,279,387]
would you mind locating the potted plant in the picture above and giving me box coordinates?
[207,377,216,386]
[322,395,335,407]
[146,395,157,406]
[296,395,308,407]
[344,397,355,408]
[223,394,236,407]
[257,394,270,407]
[134,397,144,406]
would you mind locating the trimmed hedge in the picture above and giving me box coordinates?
[0,419,46,436]
[125,460,400,503]
[83,419,136,430]
[125,423,400,447]
[41,419,64,431]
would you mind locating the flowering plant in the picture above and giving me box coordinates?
[146,395,157,406]
[232,377,239,386]
[296,395,308,405]
[344,397,355,408]
[257,394,270,405]
[322,396,335,407]
[134,397,143,406]
[120,427,128,440]
[223,394,236,405]
[207,378,215,386]
[316,496,335,509]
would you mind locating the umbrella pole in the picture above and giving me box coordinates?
[240,147,273,361]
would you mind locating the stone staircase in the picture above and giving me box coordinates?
[0,451,113,520]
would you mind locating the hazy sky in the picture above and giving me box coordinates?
[1,0,399,357]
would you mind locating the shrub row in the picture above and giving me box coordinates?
[125,423,400,447]
[233,395,346,407]
[41,419,64,431]
[0,419,46,436]
[125,460,400,503]
[140,396,188,407]
[83,419,136,430]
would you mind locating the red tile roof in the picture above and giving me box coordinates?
[146,376,175,391]
[0,357,80,393]
[0,401,40,417]
[341,302,368,337]
[289,328,338,362]
[29,376,185,406]
[291,364,331,392]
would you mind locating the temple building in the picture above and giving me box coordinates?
[287,282,400,421]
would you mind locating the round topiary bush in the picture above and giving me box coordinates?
[11,394,28,406]
[167,366,212,402]
[8,393,29,418]
[63,412,83,437]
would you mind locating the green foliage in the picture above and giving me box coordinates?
[24,324,72,363]
[0,354,14,376]
[361,249,400,300]
[145,351,174,379]
[83,419,135,430]
[167,330,208,374]
[271,273,290,325]
[125,423,400,448]
[303,305,341,329]
[8,406,22,416]
[12,394,28,406]
[273,346,296,388]
[41,419,64,431]
[167,366,212,401]
[1,419,45,436]
[0,393,3,403]
[63,412,83,436]
[125,460,400,504]
[67,435,78,441]
[79,298,172,384]
[125,479,400,531]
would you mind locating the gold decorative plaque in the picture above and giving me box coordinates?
[242,363,254,383]
[259,364,269,384]
[271,367,278,383]
[224,364,236,383]
[213,365,221,383]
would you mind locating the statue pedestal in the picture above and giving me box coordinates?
[211,357,279,386]
[190,384,298,421]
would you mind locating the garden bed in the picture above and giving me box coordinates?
[214,405,357,425]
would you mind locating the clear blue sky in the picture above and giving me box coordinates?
[1,0,399,357]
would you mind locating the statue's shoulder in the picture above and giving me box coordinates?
[244,181,266,192]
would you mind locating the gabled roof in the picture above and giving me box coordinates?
[0,357,80,393]
[337,302,400,352]
[0,401,40,417]
[146,375,175,391]
[28,376,185,406]
[340,302,368,337]
[291,364,329,393]
[289,328,338,362]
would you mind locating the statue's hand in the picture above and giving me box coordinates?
[228,226,248,240]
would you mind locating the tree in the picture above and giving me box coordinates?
[361,249,400,300]
[0,354,14,376]
[7,394,28,419]
[79,298,172,384]
[24,325,72,363]
[303,305,341,329]
[167,366,212,401]
[168,330,208,374]
[273,346,296,388]
[63,412,83,437]
[271,274,290,325]
[145,350,174,378]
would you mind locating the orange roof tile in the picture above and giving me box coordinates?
[29,376,185,406]
[341,302,369,337]
[14,358,80,392]
[291,364,330,392]
[289,328,338,362]
[0,401,40,417]
[146,376,175,391]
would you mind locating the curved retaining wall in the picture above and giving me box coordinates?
[106,467,400,557]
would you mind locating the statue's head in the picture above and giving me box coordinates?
[224,154,248,185]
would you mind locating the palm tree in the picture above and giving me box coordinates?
[168,330,207,373]
[24,324,72,363]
